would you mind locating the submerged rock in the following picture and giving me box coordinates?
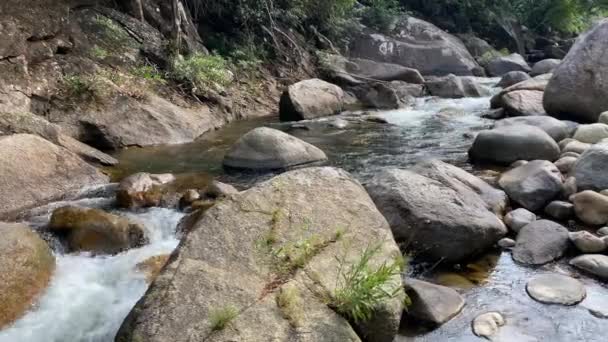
[279,79,344,121]
[367,166,506,263]
[0,223,55,329]
[0,134,108,220]
[526,274,586,305]
[404,278,465,326]
[498,160,563,212]
[544,20,608,122]
[472,312,505,339]
[469,126,560,165]
[136,254,171,284]
[49,206,148,254]
[513,220,569,265]
[116,167,405,342]
[223,127,327,170]
[570,254,608,280]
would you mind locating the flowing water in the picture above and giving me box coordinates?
[4,80,608,341]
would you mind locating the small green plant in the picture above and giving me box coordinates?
[360,0,400,33]
[131,65,166,83]
[209,305,239,331]
[94,14,129,47]
[90,45,108,59]
[331,243,405,323]
[61,74,102,98]
[276,285,304,327]
[170,53,232,91]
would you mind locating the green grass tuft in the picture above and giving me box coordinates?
[209,305,239,331]
[170,53,232,91]
[276,285,304,327]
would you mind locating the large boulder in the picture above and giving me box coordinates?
[349,17,480,76]
[496,71,531,88]
[279,79,344,121]
[544,20,608,122]
[570,254,608,280]
[350,81,411,109]
[425,75,492,98]
[500,90,547,116]
[0,134,108,220]
[346,57,424,83]
[116,167,405,342]
[49,206,148,254]
[530,59,561,76]
[570,190,608,225]
[498,160,563,212]
[494,116,569,142]
[0,223,55,328]
[366,167,507,263]
[486,53,531,76]
[490,76,549,109]
[410,159,508,214]
[404,278,464,325]
[469,126,560,165]
[512,220,570,265]
[573,143,608,191]
[223,127,327,170]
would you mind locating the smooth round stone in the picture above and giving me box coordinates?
[472,312,505,338]
[597,227,608,236]
[599,112,608,125]
[545,201,574,221]
[526,274,586,305]
[498,238,516,249]
[504,208,536,233]
[569,231,606,253]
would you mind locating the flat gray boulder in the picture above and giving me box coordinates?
[513,220,569,265]
[544,20,608,122]
[223,127,327,170]
[367,168,506,263]
[526,274,586,305]
[469,126,560,165]
[573,143,608,191]
[116,167,405,342]
[570,254,608,280]
[486,53,531,76]
[0,134,108,220]
[501,90,547,116]
[504,208,536,233]
[573,123,608,144]
[404,278,464,325]
[496,71,531,88]
[494,116,569,142]
[279,79,344,121]
[530,59,561,76]
[498,160,563,212]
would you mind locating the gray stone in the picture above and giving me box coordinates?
[116,167,405,342]
[562,176,578,198]
[574,143,608,191]
[351,82,411,109]
[597,227,608,236]
[501,90,546,116]
[0,134,108,220]
[544,20,608,122]
[496,71,531,88]
[279,79,344,121]
[490,77,549,110]
[513,220,570,265]
[563,140,591,154]
[570,254,608,280]
[346,57,425,84]
[481,108,505,120]
[425,74,491,98]
[545,201,574,221]
[350,17,480,76]
[530,59,561,76]
[404,278,465,325]
[526,274,586,305]
[573,124,608,143]
[504,208,536,233]
[498,238,516,249]
[599,112,608,125]
[469,126,560,165]
[223,127,327,170]
[116,172,176,209]
[498,160,563,212]
[554,156,577,174]
[559,138,576,151]
[494,116,569,142]
[367,167,507,263]
[561,152,581,159]
[510,160,529,168]
[328,118,348,129]
[486,53,531,76]
[472,312,505,339]
[570,190,608,225]
[568,231,606,253]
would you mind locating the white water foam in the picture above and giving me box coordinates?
[0,208,184,342]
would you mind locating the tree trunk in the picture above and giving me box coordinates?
[171,0,182,52]
[134,0,144,22]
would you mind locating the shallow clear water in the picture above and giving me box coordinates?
[0,207,184,342]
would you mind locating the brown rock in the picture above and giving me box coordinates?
[116,173,176,209]
[136,254,171,283]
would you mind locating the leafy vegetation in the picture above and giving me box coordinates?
[60,74,104,100]
[331,243,406,323]
[131,65,166,83]
[208,305,239,331]
[170,53,233,91]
